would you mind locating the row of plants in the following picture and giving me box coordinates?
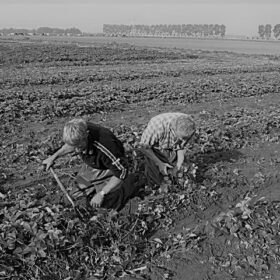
[1,71,280,123]
[0,42,199,67]
[2,60,279,88]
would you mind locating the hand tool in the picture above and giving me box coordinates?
[50,167,86,221]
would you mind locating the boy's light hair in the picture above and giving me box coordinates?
[63,119,88,146]
[171,115,195,138]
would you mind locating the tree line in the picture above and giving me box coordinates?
[103,24,226,38]
[258,24,280,39]
[0,27,82,36]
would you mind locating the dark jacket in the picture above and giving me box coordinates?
[80,122,127,180]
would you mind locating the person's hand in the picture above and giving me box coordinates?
[90,192,104,208]
[170,165,179,178]
[158,162,173,175]
[176,163,184,173]
[42,157,54,171]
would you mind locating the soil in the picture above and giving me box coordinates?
[1,37,280,279]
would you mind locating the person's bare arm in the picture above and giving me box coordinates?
[102,176,122,194]
[169,149,187,178]
[90,176,122,208]
[176,149,186,170]
[42,143,75,170]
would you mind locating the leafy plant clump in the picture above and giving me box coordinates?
[0,162,201,279]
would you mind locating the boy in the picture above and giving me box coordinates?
[140,112,195,187]
[43,118,139,212]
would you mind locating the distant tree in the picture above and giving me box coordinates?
[65,27,82,35]
[264,24,272,39]
[193,24,199,36]
[214,24,220,36]
[196,25,202,36]
[0,28,29,35]
[35,26,81,35]
[258,25,265,39]
[203,24,209,36]
[208,24,214,36]
[186,24,194,36]
[37,27,53,34]
[273,24,280,39]
[220,25,226,37]
[174,24,181,36]
[181,24,186,36]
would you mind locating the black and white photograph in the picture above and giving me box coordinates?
[1,0,280,279]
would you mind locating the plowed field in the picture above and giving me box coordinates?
[1,37,280,280]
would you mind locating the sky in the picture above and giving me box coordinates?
[0,0,279,36]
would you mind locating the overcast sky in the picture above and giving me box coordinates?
[0,0,279,36]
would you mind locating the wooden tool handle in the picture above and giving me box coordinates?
[50,167,75,208]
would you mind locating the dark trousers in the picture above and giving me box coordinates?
[142,148,176,187]
[100,173,138,211]
[73,165,140,211]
